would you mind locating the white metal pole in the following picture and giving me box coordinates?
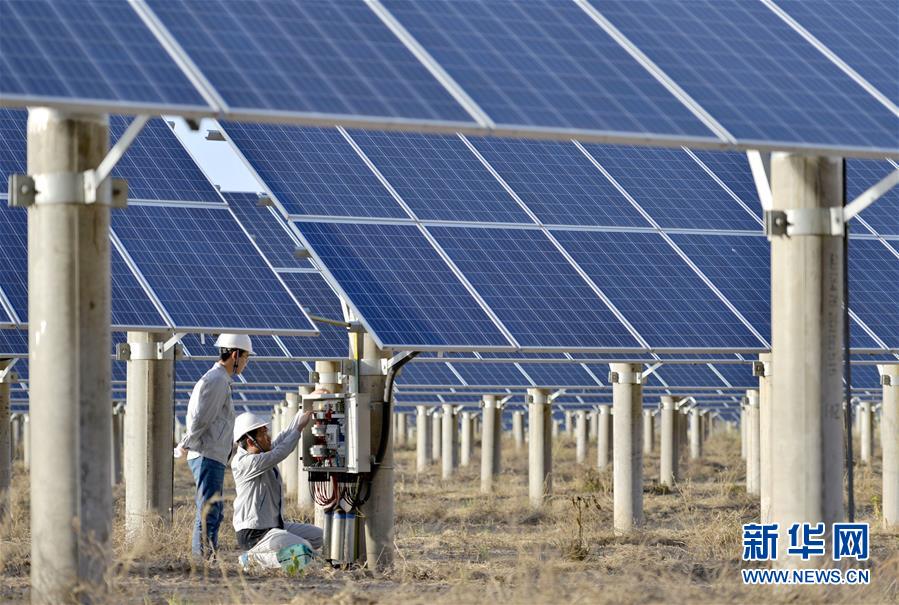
[660,396,676,487]
[512,410,524,451]
[643,409,654,454]
[528,388,551,508]
[596,404,611,470]
[441,403,454,479]
[611,363,642,533]
[480,395,497,494]
[689,408,702,460]
[416,405,429,472]
[460,411,473,467]
[575,410,588,464]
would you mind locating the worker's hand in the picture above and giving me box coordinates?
[298,410,314,432]
[174,446,188,458]
[311,388,330,395]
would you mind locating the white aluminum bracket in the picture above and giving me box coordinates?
[751,360,771,378]
[747,150,773,211]
[116,340,183,362]
[765,207,844,238]
[844,169,899,221]
[608,368,642,385]
[642,362,663,380]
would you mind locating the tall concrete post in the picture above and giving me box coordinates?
[460,411,473,467]
[441,403,455,479]
[27,109,112,601]
[431,409,442,463]
[452,408,460,470]
[111,405,124,485]
[769,155,845,563]
[297,386,313,508]
[677,408,688,464]
[746,390,761,496]
[283,393,300,500]
[757,353,773,522]
[124,331,175,540]
[0,361,11,512]
[740,405,747,460]
[415,405,429,472]
[512,410,524,451]
[858,401,873,465]
[564,410,573,437]
[611,363,643,533]
[528,388,551,508]
[575,410,588,464]
[480,395,499,493]
[643,409,654,454]
[23,414,31,470]
[882,365,898,528]
[596,404,611,469]
[551,418,559,439]
[689,408,702,460]
[660,396,677,487]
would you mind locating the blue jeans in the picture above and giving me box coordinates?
[188,457,225,558]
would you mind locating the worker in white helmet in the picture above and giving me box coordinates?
[175,333,253,560]
[232,409,324,571]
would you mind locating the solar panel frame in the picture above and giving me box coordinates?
[275,272,351,359]
[847,238,899,348]
[847,159,899,236]
[222,192,315,269]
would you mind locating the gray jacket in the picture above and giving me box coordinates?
[178,364,234,466]
[231,411,302,532]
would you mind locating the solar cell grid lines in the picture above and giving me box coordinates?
[111,204,316,334]
[468,136,651,227]
[517,363,600,388]
[222,192,313,269]
[847,239,899,348]
[348,130,534,224]
[582,145,763,231]
[0,109,26,184]
[145,0,472,122]
[687,149,763,220]
[552,230,764,349]
[847,159,899,236]
[428,226,641,350]
[0,0,209,112]
[221,122,408,218]
[382,0,715,138]
[592,0,899,153]
[0,330,26,355]
[452,361,530,387]
[396,361,463,386]
[275,271,350,359]
[294,221,512,349]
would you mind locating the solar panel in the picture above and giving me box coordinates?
[688,150,763,220]
[452,362,530,387]
[851,362,887,389]
[654,364,725,388]
[847,160,899,236]
[383,0,714,138]
[146,0,471,123]
[178,333,289,359]
[396,361,463,386]
[593,0,898,153]
[0,0,209,113]
[518,363,600,388]
[429,226,640,349]
[222,122,408,219]
[0,329,27,356]
[294,221,512,349]
[670,232,883,349]
[239,361,309,385]
[710,363,757,389]
[468,137,650,228]
[775,0,898,104]
[847,239,899,348]
[348,130,534,223]
[553,230,764,349]
[0,109,25,185]
[112,204,316,334]
[275,272,349,359]
[222,192,313,268]
[582,145,762,231]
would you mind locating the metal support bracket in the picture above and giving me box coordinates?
[751,360,771,378]
[765,208,844,238]
[608,369,642,385]
[642,362,662,380]
[0,358,20,383]
[116,341,183,362]
[883,374,894,387]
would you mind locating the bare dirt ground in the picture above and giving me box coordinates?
[2,429,896,604]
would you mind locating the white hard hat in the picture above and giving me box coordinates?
[214,333,254,355]
[234,412,269,443]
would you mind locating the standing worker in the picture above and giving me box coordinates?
[232,409,324,570]
[175,334,253,561]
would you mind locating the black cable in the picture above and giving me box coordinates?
[370,351,420,477]
[843,160,855,523]
[170,342,177,525]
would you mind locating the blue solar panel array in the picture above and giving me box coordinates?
[553,230,763,349]
[847,160,899,236]
[429,226,640,349]
[295,221,512,349]
[222,192,313,269]
[396,361,463,387]
[518,363,600,388]
[383,0,714,138]
[593,0,898,152]
[276,272,349,359]
[452,362,530,387]
[0,0,208,112]
[688,149,763,220]
[0,329,28,356]
[112,205,316,334]
[146,0,471,123]
[848,239,899,349]
[239,361,309,385]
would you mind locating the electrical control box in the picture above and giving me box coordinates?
[301,392,370,474]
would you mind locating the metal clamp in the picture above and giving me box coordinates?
[764,208,843,238]
[8,173,128,208]
[607,370,642,385]
[116,341,183,361]
[883,374,894,387]
[751,360,771,378]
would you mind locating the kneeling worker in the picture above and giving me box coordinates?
[232,409,324,570]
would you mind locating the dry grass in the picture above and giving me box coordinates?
[2,430,897,604]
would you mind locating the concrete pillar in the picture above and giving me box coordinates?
[431,409,442,463]
[660,396,677,487]
[858,401,873,465]
[596,404,611,469]
[643,410,654,454]
[398,412,408,449]
[564,410,573,437]
[23,414,30,470]
[512,410,524,451]
[882,365,898,528]
[740,405,747,460]
[460,411,473,467]
[297,386,313,509]
[480,395,500,493]
[746,389,760,496]
[551,418,559,439]
[441,403,455,479]
[575,410,588,464]
[283,393,300,500]
[0,361,10,512]
[611,363,643,533]
[452,408,460,470]
[124,331,175,539]
[28,109,112,601]
[528,388,551,508]
[111,405,124,485]
[758,352,773,523]
[769,154,844,564]
[689,408,702,460]
[415,405,429,472]
[589,410,598,442]
[677,408,688,463]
